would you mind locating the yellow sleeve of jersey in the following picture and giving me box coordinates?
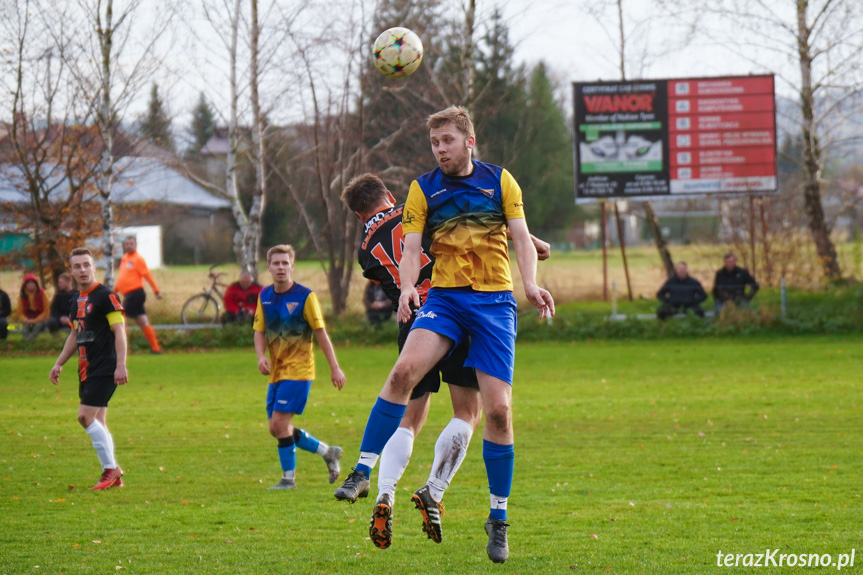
[402,180,428,236]
[106,311,125,326]
[252,295,265,332]
[501,169,526,220]
[303,292,326,331]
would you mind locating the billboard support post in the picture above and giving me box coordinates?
[749,195,757,279]
[601,202,608,301]
[614,202,633,301]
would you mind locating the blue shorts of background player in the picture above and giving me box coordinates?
[266,379,312,418]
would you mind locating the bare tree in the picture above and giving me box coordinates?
[67,0,180,286]
[669,0,863,280]
[0,0,102,284]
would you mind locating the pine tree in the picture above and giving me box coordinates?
[510,63,579,238]
[140,83,173,150]
[189,92,215,156]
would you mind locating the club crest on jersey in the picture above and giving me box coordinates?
[87,304,93,313]
[286,302,298,313]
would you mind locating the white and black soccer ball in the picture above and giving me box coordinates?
[373,27,424,79]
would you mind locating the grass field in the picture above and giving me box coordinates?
[3,227,859,573]
[2,337,862,574]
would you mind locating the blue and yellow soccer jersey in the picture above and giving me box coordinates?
[253,283,325,383]
[402,160,525,291]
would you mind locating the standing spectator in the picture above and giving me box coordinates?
[221,269,261,325]
[18,273,50,340]
[363,280,392,326]
[0,279,11,341]
[49,247,128,490]
[48,273,77,333]
[713,252,759,314]
[656,262,708,320]
[114,236,162,354]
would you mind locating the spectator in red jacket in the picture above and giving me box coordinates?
[18,273,50,340]
[222,269,261,325]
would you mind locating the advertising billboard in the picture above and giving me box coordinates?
[573,75,777,201]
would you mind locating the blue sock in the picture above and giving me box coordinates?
[294,428,320,453]
[277,436,296,473]
[356,397,406,477]
[484,440,514,521]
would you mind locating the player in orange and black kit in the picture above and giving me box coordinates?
[115,235,162,353]
[50,247,129,490]
[340,174,480,549]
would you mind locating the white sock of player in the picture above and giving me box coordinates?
[282,469,296,480]
[490,493,508,514]
[85,420,117,469]
[358,451,379,471]
[427,418,473,502]
[378,427,414,501]
[316,441,329,456]
[104,425,117,467]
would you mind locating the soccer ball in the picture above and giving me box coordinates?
[373,27,423,79]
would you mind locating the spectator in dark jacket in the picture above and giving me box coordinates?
[0,280,11,341]
[657,262,707,320]
[47,273,76,333]
[712,253,759,313]
[221,269,261,325]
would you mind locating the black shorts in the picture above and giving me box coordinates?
[398,318,479,401]
[122,288,146,318]
[79,376,118,408]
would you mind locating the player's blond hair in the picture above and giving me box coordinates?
[267,244,295,264]
[68,247,94,265]
[427,105,475,139]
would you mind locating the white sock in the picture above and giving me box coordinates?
[490,493,508,512]
[282,470,296,480]
[427,418,473,502]
[378,427,414,500]
[316,441,329,456]
[358,451,379,471]
[85,420,117,469]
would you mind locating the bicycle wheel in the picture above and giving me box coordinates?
[181,294,220,324]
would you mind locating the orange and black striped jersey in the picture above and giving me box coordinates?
[71,283,125,382]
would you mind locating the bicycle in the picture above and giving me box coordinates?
[181,264,228,325]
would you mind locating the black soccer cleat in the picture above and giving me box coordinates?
[333,469,370,502]
[369,493,393,549]
[411,485,444,543]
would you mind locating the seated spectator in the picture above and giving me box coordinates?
[222,269,261,325]
[0,280,10,341]
[18,273,50,340]
[47,272,76,333]
[712,252,759,314]
[657,261,707,320]
[364,280,392,326]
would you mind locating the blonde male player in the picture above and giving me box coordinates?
[335,106,554,563]
[254,245,346,489]
[49,247,128,490]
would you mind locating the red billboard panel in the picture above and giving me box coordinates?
[573,74,777,201]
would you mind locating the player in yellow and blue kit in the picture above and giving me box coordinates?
[253,245,346,490]
[334,106,554,563]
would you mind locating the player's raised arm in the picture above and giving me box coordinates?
[508,217,555,318]
[397,232,423,323]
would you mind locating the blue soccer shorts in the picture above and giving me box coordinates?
[411,287,517,385]
[266,379,312,417]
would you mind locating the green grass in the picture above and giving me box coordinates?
[2,339,862,574]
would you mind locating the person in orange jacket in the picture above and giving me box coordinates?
[18,273,50,340]
[114,236,162,354]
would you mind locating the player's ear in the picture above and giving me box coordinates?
[353,210,362,221]
[386,190,396,205]
[466,135,475,150]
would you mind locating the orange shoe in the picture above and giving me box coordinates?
[91,467,123,490]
